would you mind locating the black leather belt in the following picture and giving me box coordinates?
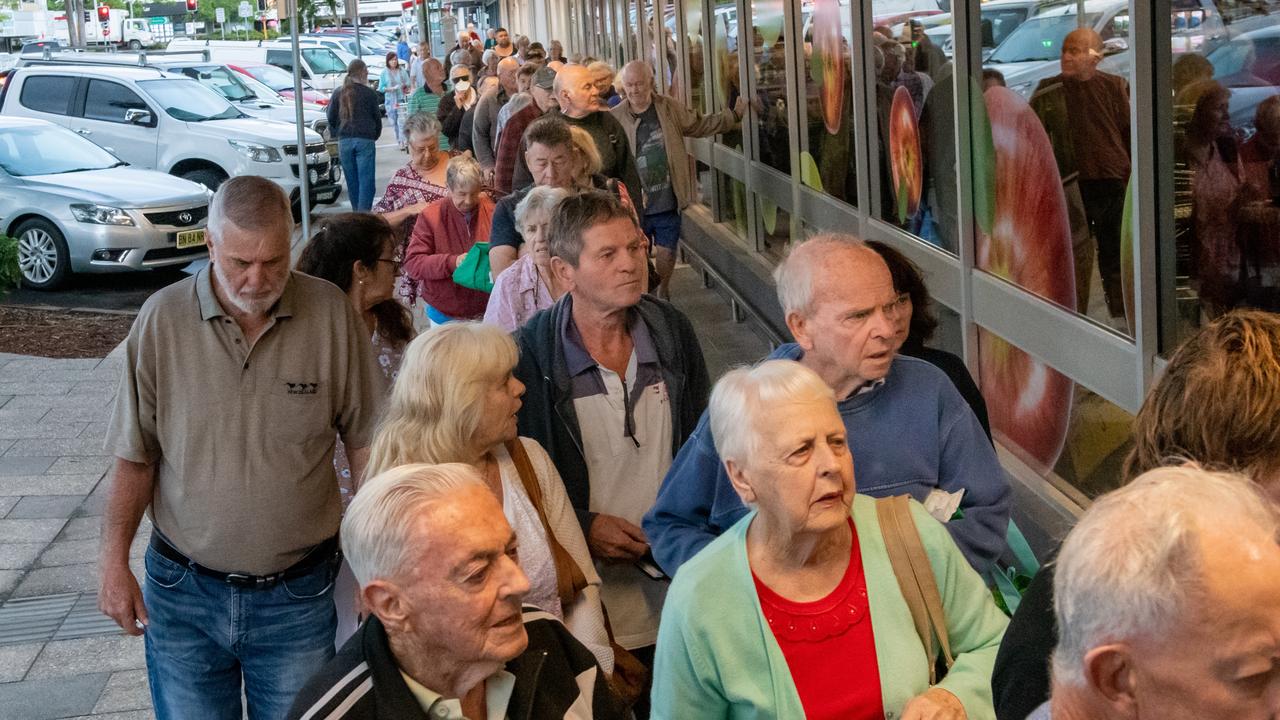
[149,533,340,590]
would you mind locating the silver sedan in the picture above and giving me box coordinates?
[0,117,211,290]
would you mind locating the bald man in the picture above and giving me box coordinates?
[612,60,746,298]
[510,63,642,204]
[1030,27,1131,323]
[473,56,523,172]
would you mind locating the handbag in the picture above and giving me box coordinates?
[503,440,649,708]
[877,495,954,685]
[452,241,493,292]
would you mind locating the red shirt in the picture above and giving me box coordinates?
[751,519,883,720]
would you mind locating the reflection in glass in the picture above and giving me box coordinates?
[758,193,791,260]
[711,0,743,150]
[750,0,789,174]
[685,0,705,109]
[1153,6,1280,350]
[979,327,1132,500]
[869,1,957,253]
[800,0,855,205]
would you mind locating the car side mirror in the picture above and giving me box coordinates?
[1102,37,1128,55]
[125,108,153,125]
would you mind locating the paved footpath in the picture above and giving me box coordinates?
[0,264,769,720]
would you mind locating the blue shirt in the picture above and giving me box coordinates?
[396,41,410,62]
[642,344,1012,575]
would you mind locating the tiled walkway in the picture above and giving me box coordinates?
[0,265,772,720]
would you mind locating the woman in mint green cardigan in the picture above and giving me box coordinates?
[651,361,1008,719]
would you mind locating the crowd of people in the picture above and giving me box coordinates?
[94,19,1280,720]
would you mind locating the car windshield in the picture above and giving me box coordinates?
[983,8,1030,48]
[244,63,294,91]
[180,65,256,102]
[136,79,243,121]
[235,70,284,102]
[987,13,1100,63]
[302,47,348,74]
[0,123,124,176]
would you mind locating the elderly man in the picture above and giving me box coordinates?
[1031,27,1130,322]
[442,30,475,78]
[511,63,642,201]
[613,60,746,298]
[490,115,576,275]
[99,176,384,718]
[644,234,1010,575]
[288,463,626,719]
[1030,466,1280,719]
[513,191,710,713]
[473,56,522,175]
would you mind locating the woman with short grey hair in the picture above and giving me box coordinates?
[653,359,1008,719]
[403,155,495,322]
[483,186,570,331]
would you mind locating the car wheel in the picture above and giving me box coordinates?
[179,168,226,192]
[129,40,142,50]
[15,218,70,290]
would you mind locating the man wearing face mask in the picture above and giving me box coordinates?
[287,463,627,719]
[510,64,642,203]
[438,65,479,152]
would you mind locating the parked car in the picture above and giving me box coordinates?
[0,63,340,215]
[0,117,211,289]
[230,62,331,105]
[159,61,332,140]
[299,33,389,67]
[165,39,359,93]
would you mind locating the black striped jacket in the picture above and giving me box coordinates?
[287,607,628,720]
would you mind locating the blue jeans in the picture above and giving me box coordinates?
[385,100,403,145]
[142,543,338,720]
[338,137,376,211]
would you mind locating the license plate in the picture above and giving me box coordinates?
[315,189,338,202]
[175,229,205,249]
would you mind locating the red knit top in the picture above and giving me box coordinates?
[751,519,884,720]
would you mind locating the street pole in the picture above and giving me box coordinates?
[353,0,361,57]
[417,0,427,57]
[287,0,312,242]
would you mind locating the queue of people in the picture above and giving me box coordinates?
[96,22,1280,720]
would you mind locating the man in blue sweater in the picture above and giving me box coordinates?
[643,234,1011,575]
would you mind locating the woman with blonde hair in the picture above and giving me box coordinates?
[367,322,614,674]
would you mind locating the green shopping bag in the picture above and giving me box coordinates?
[987,520,1040,616]
[452,241,493,293]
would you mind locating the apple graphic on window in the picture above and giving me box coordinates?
[975,86,1076,477]
[811,0,844,136]
[889,85,923,223]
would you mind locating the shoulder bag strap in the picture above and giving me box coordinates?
[876,495,954,684]
[505,439,588,607]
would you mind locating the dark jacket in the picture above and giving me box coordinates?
[287,609,627,720]
[437,89,467,147]
[992,561,1057,720]
[326,83,383,141]
[513,294,710,534]
[510,108,644,213]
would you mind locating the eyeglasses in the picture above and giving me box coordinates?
[376,257,400,269]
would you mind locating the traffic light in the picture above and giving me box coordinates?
[186,0,197,10]
[96,5,110,21]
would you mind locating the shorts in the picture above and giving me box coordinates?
[642,210,682,251]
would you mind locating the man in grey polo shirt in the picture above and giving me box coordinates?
[97,176,384,719]
[512,191,710,717]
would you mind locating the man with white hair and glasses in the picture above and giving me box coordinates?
[288,463,627,719]
[99,176,385,718]
[1030,465,1280,720]
[644,233,1010,576]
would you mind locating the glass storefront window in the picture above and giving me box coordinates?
[758,193,791,260]
[799,0,856,206]
[975,2,1136,335]
[869,0,959,254]
[1160,3,1280,351]
[711,0,743,150]
[977,326,1133,500]
[749,0,789,174]
[684,0,705,108]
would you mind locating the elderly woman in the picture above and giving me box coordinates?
[653,360,1008,719]
[437,65,476,150]
[366,322,613,673]
[374,113,451,310]
[568,125,639,219]
[483,186,569,331]
[993,308,1280,720]
[403,154,495,323]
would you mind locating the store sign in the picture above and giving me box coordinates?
[140,2,190,15]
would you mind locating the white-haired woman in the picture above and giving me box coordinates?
[366,322,614,674]
[652,360,1008,720]
[403,154,494,323]
[483,186,569,332]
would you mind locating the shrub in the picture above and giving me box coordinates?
[0,235,19,292]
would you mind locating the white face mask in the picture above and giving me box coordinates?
[454,80,471,93]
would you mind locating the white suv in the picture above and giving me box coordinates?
[0,64,340,213]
